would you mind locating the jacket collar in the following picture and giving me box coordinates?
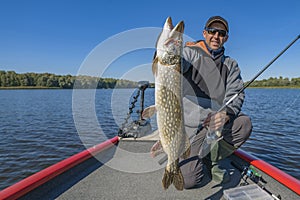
[186,40,224,59]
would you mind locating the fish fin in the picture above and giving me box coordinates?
[142,105,156,118]
[181,134,191,159]
[181,145,191,160]
[152,57,158,77]
[150,140,164,158]
[162,160,184,190]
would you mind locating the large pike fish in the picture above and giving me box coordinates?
[143,17,190,190]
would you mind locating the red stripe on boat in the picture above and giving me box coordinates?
[0,136,119,200]
[235,149,300,195]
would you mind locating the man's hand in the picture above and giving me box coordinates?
[203,111,229,131]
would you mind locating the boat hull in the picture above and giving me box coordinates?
[0,134,299,199]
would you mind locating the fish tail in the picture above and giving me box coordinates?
[162,160,184,190]
[173,169,184,191]
[162,168,173,190]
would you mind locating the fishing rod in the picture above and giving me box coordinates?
[215,34,300,117]
[158,34,300,165]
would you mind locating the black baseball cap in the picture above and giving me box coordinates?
[205,16,229,32]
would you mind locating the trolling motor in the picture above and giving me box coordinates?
[118,81,152,138]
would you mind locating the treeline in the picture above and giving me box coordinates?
[2,71,299,89]
[0,71,138,89]
[246,76,300,87]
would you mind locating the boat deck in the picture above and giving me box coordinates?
[19,134,299,200]
[59,141,245,200]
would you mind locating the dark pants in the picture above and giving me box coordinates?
[179,113,252,189]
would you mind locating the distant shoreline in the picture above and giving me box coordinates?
[0,86,62,90]
[1,71,299,89]
[247,86,300,89]
[1,86,300,90]
[0,86,138,90]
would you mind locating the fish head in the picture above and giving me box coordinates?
[155,17,184,67]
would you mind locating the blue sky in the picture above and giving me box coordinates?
[1,0,300,82]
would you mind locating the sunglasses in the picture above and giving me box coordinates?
[205,28,228,37]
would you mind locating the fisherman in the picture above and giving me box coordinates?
[180,16,252,189]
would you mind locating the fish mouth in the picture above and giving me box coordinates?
[166,17,173,29]
[165,17,184,33]
[174,21,184,33]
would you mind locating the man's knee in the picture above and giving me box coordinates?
[179,156,204,189]
[231,114,252,148]
[239,115,252,140]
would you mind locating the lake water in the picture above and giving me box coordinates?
[0,88,299,190]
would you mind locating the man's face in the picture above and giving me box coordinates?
[203,22,228,50]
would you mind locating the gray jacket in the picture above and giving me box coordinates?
[181,41,244,128]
